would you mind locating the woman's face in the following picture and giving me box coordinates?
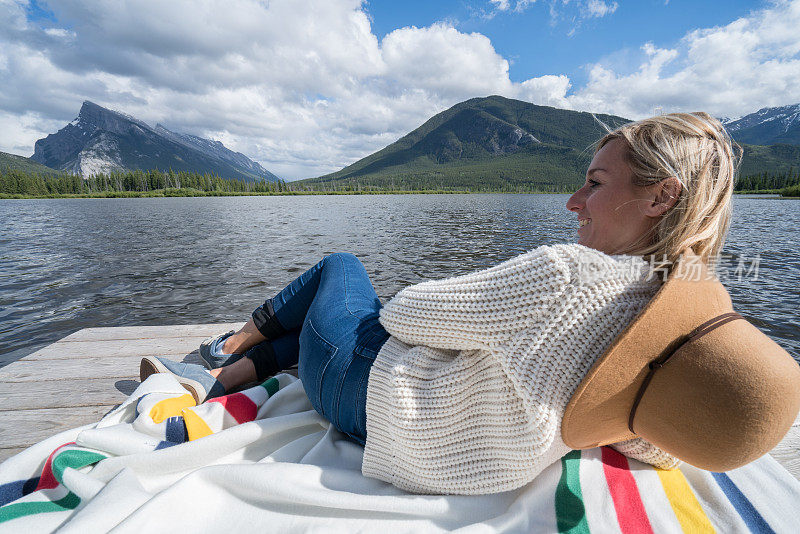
[566,139,658,255]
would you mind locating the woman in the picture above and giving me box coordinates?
[141,112,736,495]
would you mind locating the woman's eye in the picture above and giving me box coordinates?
[588,180,600,188]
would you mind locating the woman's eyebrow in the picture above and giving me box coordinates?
[587,168,607,177]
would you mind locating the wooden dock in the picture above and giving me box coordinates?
[3,324,800,481]
[0,323,244,462]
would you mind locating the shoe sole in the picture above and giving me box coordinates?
[139,357,205,404]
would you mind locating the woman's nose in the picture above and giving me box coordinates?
[566,188,585,212]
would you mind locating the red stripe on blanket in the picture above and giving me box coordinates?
[601,447,654,534]
[35,442,75,491]
[207,392,257,424]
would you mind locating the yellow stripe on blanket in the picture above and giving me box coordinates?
[182,409,214,441]
[657,468,715,533]
[149,394,196,424]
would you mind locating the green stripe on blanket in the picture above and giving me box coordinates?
[0,450,105,524]
[556,449,589,533]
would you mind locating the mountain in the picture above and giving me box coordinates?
[299,96,800,191]
[723,104,800,145]
[0,150,63,176]
[301,95,630,191]
[152,124,273,180]
[739,143,800,178]
[32,101,280,182]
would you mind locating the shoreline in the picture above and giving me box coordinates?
[0,189,794,200]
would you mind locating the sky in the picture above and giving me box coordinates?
[1,0,799,180]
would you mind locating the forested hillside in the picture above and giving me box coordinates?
[299,96,627,191]
[0,151,62,176]
[4,97,799,197]
[297,96,800,193]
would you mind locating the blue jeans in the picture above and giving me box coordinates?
[246,253,390,445]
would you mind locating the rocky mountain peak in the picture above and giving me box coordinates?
[31,101,279,181]
[73,101,151,137]
[722,103,800,145]
[724,103,800,132]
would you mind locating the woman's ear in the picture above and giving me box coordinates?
[644,177,682,218]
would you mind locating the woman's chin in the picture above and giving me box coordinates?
[576,236,604,253]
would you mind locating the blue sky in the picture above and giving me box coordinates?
[366,0,760,85]
[1,0,798,179]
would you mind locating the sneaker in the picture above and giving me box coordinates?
[199,330,240,369]
[140,356,226,403]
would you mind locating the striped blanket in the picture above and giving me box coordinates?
[1,373,798,533]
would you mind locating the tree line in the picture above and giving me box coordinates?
[734,168,800,192]
[2,166,799,197]
[0,168,290,196]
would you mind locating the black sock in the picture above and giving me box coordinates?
[244,341,281,382]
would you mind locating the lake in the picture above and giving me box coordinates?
[1,194,797,367]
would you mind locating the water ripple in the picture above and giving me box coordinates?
[0,194,797,365]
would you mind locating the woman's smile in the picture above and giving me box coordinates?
[566,138,659,255]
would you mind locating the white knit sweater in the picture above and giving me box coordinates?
[362,243,681,495]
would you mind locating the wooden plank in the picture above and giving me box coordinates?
[0,325,251,465]
[60,323,245,342]
[21,337,213,361]
[0,353,202,382]
[0,405,115,449]
[0,377,140,411]
[0,324,258,463]
[0,448,27,463]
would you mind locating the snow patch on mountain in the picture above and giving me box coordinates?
[32,101,280,181]
[77,133,126,176]
[725,104,800,133]
[719,103,800,145]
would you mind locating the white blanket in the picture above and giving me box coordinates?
[1,373,799,533]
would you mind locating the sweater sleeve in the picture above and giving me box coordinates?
[610,437,683,470]
[378,245,571,351]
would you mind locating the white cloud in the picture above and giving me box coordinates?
[43,27,73,38]
[489,0,536,13]
[0,0,560,179]
[2,0,800,179]
[382,24,513,98]
[487,1,617,32]
[0,110,65,155]
[518,75,572,108]
[585,0,618,18]
[566,0,800,119]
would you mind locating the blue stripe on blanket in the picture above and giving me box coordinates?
[0,477,40,507]
[165,416,188,444]
[711,472,776,534]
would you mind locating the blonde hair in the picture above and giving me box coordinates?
[597,112,740,267]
